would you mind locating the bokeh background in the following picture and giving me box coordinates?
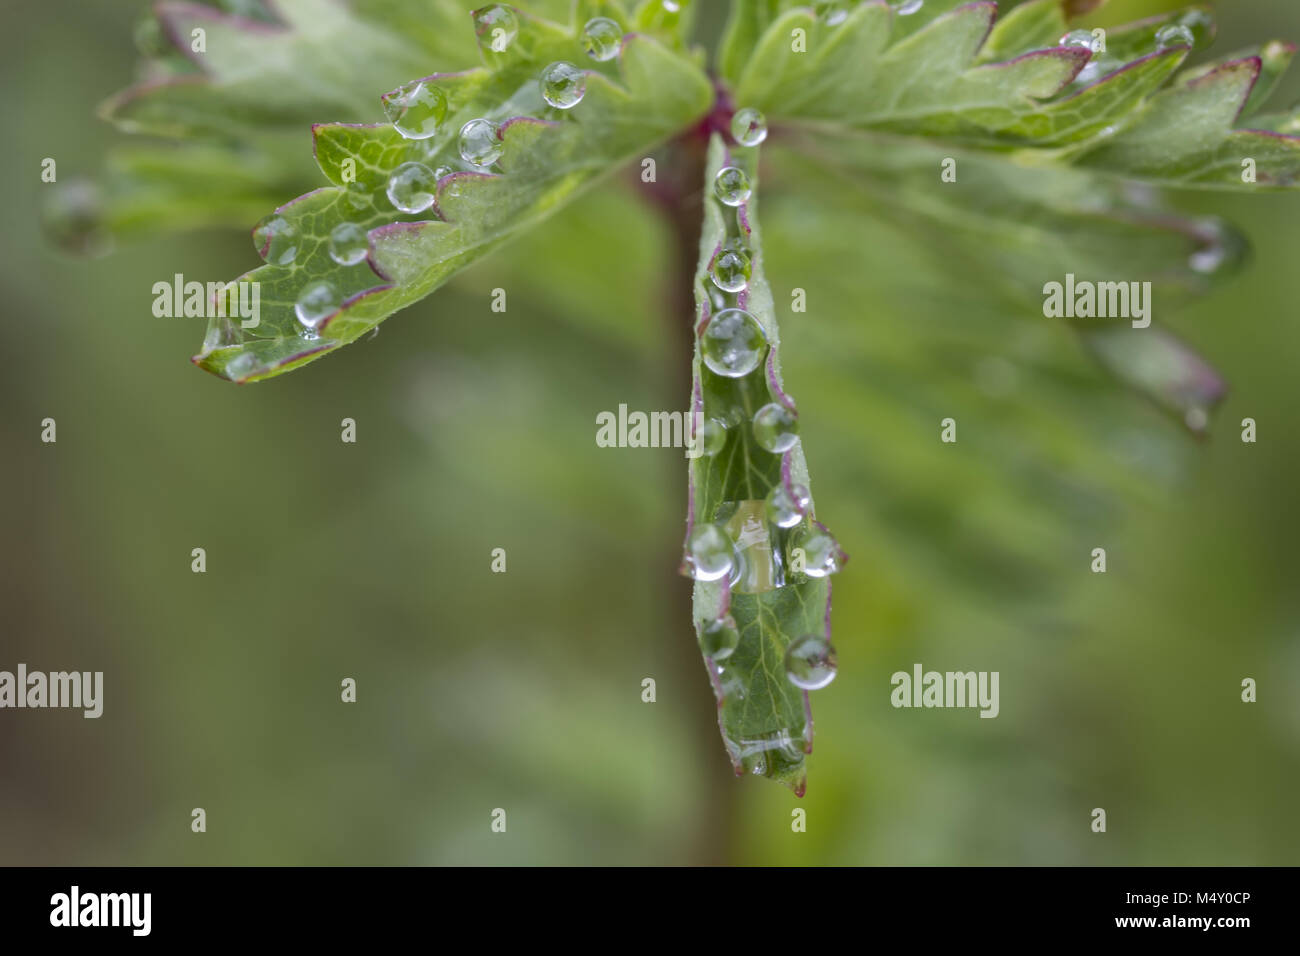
[1,0,1297,865]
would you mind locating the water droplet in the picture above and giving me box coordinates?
[714,166,752,207]
[459,118,503,167]
[711,243,751,293]
[343,182,371,211]
[1190,245,1225,275]
[1263,39,1291,69]
[697,417,728,456]
[225,352,261,381]
[731,108,767,147]
[813,1,849,26]
[722,500,783,593]
[328,221,370,266]
[1155,23,1194,50]
[1188,220,1243,275]
[717,666,746,702]
[766,483,811,528]
[540,61,587,110]
[699,617,740,660]
[735,729,805,779]
[790,527,841,578]
[386,162,438,213]
[252,214,298,265]
[701,308,765,378]
[1175,9,1215,49]
[753,402,798,454]
[685,523,735,582]
[894,0,923,15]
[1059,29,1098,53]
[382,80,448,140]
[295,279,341,336]
[582,16,622,62]
[784,634,837,690]
[44,179,110,257]
[474,4,519,54]
[1076,56,1120,85]
[133,15,167,57]
[202,315,241,352]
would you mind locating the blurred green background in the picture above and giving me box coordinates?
[1,0,1297,865]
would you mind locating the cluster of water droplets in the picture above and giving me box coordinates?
[687,123,843,728]
[237,7,640,363]
[1060,10,1214,88]
[251,207,367,338]
[815,0,921,23]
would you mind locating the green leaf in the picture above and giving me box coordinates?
[717,0,784,86]
[731,2,1088,137]
[1075,56,1300,186]
[978,0,1068,62]
[102,0,466,139]
[724,1,1300,188]
[685,134,844,794]
[76,1,691,252]
[190,15,711,381]
[74,1,493,250]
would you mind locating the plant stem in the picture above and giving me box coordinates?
[640,122,738,865]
